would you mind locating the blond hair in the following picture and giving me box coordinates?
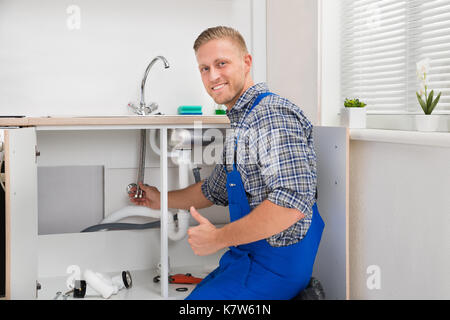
[193,26,248,55]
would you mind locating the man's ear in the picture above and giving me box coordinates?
[244,53,253,73]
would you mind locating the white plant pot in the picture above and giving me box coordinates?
[341,108,366,129]
[415,114,440,132]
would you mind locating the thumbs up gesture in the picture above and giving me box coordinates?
[187,206,223,256]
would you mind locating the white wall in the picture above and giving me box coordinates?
[320,0,341,127]
[266,0,340,127]
[0,0,263,117]
[266,0,319,125]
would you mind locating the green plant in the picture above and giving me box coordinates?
[416,58,441,115]
[416,90,441,115]
[344,98,366,108]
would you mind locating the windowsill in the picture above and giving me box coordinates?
[366,111,450,115]
[335,112,450,146]
[349,128,450,148]
[365,113,449,132]
[334,112,450,133]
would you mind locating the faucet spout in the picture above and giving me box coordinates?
[140,56,170,109]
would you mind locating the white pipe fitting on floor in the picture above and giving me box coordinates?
[83,269,118,299]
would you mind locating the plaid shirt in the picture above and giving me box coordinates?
[201,83,317,247]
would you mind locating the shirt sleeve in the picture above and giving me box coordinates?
[248,106,317,219]
[201,163,229,207]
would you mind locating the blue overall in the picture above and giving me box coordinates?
[186,92,325,300]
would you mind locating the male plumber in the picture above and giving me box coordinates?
[130,26,324,300]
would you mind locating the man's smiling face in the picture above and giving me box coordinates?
[195,38,253,110]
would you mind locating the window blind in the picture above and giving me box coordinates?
[341,0,450,112]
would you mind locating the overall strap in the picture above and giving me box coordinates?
[233,92,274,168]
[246,92,274,119]
[235,92,274,149]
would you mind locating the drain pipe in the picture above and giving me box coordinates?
[167,149,191,241]
[94,130,199,241]
[98,136,192,241]
[100,205,161,224]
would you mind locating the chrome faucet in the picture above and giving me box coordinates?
[128,55,170,116]
[126,56,170,199]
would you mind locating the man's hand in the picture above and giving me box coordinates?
[128,182,161,210]
[187,206,224,256]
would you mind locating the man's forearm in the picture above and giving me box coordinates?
[216,200,305,248]
[169,181,213,210]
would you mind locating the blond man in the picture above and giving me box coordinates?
[131,26,324,300]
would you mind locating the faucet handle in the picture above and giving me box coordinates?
[127,101,158,115]
[142,102,158,115]
[148,102,159,113]
[127,102,141,115]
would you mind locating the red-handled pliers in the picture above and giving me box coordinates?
[153,273,203,284]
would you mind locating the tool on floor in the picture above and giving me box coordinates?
[153,273,203,285]
[63,289,74,300]
[53,289,72,300]
[53,291,62,300]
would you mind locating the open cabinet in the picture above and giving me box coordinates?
[1,118,231,300]
[1,121,349,300]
